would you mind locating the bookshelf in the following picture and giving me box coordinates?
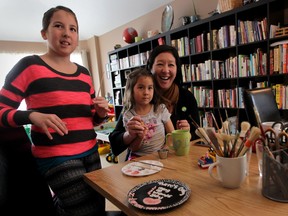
[107,0,288,126]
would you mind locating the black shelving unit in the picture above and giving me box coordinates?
[108,0,288,126]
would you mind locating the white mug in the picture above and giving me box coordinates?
[208,154,247,188]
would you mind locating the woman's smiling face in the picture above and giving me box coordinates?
[151,52,177,91]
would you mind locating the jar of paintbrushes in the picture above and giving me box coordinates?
[191,118,262,188]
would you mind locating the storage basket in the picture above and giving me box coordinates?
[218,0,243,13]
[262,149,288,202]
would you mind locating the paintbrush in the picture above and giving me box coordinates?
[235,121,251,156]
[189,115,200,128]
[222,120,230,135]
[196,128,223,156]
[238,126,261,157]
[211,112,220,132]
[215,133,236,157]
[225,109,230,134]
[217,109,224,133]
[253,107,266,137]
[131,160,176,170]
[229,132,240,157]
[97,72,106,97]
[205,127,224,156]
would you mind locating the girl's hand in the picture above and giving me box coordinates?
[93,97,110,118]
[29,112,68,140]
[177,119,190,131]
[126,115,146,139]
[125,115,147,150]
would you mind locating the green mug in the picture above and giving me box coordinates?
[166,130,191,156]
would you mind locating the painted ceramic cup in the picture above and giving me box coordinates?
[166,130,191,156]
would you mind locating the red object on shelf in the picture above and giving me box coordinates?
[123,27,138,44]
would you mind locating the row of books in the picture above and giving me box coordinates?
[170,18,269,57]
[270,40,288,74]
[171,25,237,57]
[109,37,167,72]
[181,49,267,82]
[190,82,271,110]
[238,49,267,77]
[110,51,150,71]
[190,86,242,109]
[238,17,267,44]
[189,86,214,108]
[217,88,242,109]
[212,25,237,50]
[272,83,288,109]
[171,36,191,57]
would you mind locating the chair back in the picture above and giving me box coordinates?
[0,127,56,215]
[243,87,282,127]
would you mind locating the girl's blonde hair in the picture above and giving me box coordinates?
[122,68,160,113]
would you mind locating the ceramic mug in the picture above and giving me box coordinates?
[208,154,247,188]
[165,130,191,156]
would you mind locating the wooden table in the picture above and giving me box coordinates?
[84,145,288,216]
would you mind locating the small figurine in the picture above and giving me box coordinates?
[197,149,216,169]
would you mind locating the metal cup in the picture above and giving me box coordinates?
[158,149,169,159]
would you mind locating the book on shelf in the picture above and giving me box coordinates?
[270,23,280,38]
[261,17,267,40]
[270,40,288,74]
[273,46,280,73]
[275,84,281,108]
[276,84,288,109]
[184,36,190,55]
[229,25,236,46]
[181,64,192,82]
[204,111,214,127]
[269,49,274,75]
[283,43,287,73]
[212,29,218,50]
[201,31,208,52]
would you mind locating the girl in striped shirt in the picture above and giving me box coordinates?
[0,5,109,216]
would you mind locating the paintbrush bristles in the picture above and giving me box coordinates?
[196,123,262,158]
[238,127,261,156]
[222,121,230,135]
[206,128,224,156]
[196,128,222,156]
[247,126,261,144]
[240,121,250,137]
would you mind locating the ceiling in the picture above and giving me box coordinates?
[0,0,174,42]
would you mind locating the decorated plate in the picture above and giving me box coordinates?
[121,160,163,177]
[161,4,174,33]
[127,179,191,210]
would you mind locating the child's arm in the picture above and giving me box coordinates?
[164,119,175,148]
[165,119,175,133]
[128,120,148,151]
[128,136,144,151]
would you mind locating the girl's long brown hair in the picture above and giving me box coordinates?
[122,68,161,114]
